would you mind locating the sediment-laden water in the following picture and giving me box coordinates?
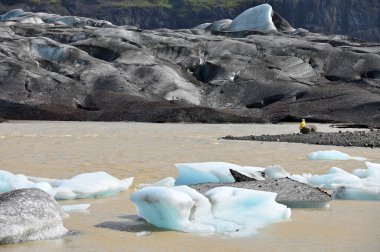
[1,121,379,251]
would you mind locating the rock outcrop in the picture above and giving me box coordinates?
[0,188,68,244]
[0,8,379,124]
[190,178,332,208]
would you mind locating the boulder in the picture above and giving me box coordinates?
[300,125,317,134]
[190,178,332,208]
[0,189,68,244]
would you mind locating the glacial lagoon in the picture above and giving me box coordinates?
[1,121,380,251]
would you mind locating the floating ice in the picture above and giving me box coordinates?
[307,150,366,161]
[303,167,361,189]
[299,162,380,200]
[131,185,290,237]
[228,4,277,32]
[333,184,380,200]
[175,162,264,185]
[50,172,134,200]
[138,177,175,189]
[264,165,290,179]
[61,204,90,213]
[0,170,55,196]
[0,170,133,200]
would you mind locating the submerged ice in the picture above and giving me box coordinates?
[0,170,133,200]
[131,185,291,237]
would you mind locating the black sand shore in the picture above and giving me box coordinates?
[223,129,380,148]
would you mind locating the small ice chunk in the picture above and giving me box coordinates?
[131,185,291,237]
[61,204,90,213]
[136,231,151,237]
[303,167,360,189]
[138,177,175,189]
[175,162,265,185]
[333,184,380,200]
[52,172,133,199]
[1,170,133,200]
[264,165,290,179]
[307,150,366,161]
[0,170,55,196]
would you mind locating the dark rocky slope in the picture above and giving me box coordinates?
[0,8,379,124]
[0,0,379,42]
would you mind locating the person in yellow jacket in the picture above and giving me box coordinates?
[299,119,306,130]
[299,119,317,134]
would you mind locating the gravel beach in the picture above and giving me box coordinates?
[223,129,380,148]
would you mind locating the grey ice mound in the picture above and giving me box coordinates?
[0,188,68,244]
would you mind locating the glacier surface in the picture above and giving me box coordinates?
[131,185,291,237]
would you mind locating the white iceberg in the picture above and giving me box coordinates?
[298,162,380,200]
[307,150,366,161]
[61,204,91,213]
[175,162,264,185]
[0,170,133,200]
[138,177,175,189]
[302,167,361,189]
[0,170,56,196]
[228,4,277,32]
[131,185,290,237]
[264,165,290,179]
[332,162,380,200]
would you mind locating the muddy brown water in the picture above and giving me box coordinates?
[0,121,379,251]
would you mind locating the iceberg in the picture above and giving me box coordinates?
[131,185,290,237]
[264,165,290,179]
[228,4,277,32]
[61,204,91,213]
[175,162,264,185]
[307,150,366,161]
[0,170,133,200]
[138,177,175,189]
[299,162,380,200]
[50,172,134,199]
[303,167,361,189]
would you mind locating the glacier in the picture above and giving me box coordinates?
[131,185,291,237]
[0,170,133,200]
